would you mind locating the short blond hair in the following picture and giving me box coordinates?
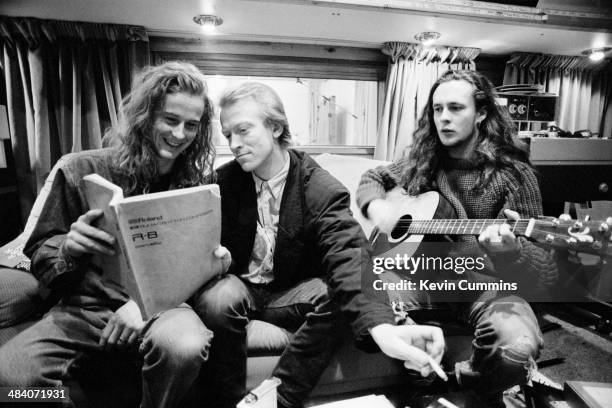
[219,82,292,148]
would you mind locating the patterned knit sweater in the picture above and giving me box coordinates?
[356,155,559,291]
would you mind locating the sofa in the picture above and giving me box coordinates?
[0,152,473,407]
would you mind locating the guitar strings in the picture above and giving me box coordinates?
[392,219,531,233]
[390,220,597,242]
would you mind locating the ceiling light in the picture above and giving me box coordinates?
[582,47,610,62]
[414,31,441,47]
[193,14,223,33]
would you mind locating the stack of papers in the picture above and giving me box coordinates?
[309,394,394,408]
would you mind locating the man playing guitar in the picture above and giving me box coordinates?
[356,70,559,407]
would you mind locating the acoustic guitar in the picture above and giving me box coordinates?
[369,188,612,259]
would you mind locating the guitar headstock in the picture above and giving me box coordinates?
[527,216,612,258]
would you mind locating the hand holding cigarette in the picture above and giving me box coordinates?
[369,324,446,379]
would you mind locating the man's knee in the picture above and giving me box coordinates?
[192,275,250,328]
[142,307,213,368]
[476,299,542,358]
[168,333,211,366]
[458,297,543,393]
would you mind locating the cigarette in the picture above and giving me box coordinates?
[437,397,459,408]
[427,356,448,382]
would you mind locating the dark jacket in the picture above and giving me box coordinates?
[23,148,130,309]
[217,149,395,344]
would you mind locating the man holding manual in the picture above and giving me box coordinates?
[193,82,446,408]
[0,62,229,408]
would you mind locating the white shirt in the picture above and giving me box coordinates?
[242,152,290,284]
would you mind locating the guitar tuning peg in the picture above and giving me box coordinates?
[584,215,590,222]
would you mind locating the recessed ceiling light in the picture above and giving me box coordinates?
[193,14,223,33]
[582,47,610,62]
[414,31,441,47]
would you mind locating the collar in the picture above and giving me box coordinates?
[441,154,481,170]
[252,150,290,201]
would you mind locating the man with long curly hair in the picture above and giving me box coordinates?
[0,61,228,408]
[356,70,558,406]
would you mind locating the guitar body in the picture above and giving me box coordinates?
[369,189,457,257]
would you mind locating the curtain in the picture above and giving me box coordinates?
[352,81,378,145]
[0,16,150,225]
[503,52,612,136]
[375,42,479,161]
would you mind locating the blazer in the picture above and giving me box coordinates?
[216,149,394,345]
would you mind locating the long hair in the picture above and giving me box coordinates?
[219,81,292,148]
[400,70,530,195]
[104,61,215,195]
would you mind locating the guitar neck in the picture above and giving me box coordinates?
[405,219,533,237]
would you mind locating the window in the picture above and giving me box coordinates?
[207,75,378,148]
[151,37,387,153]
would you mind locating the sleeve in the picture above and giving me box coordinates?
[308,171,396,351]
[23,167,85,291]
[490,165,559,289]
[355,159,406,218]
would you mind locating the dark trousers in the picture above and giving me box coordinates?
[0,303,212,408]
[192,274,344,408]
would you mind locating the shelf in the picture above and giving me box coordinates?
[528,138,612,166]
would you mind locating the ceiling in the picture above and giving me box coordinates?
[1,0,611,56]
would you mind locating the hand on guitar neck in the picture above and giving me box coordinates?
[478,209,521,255]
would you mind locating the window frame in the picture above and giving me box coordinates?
[150,37,385,155]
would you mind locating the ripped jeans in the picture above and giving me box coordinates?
[381,271,543,398]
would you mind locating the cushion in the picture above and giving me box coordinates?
[314,153,390,237]
[0,268,41,328]
[0,154,73,272]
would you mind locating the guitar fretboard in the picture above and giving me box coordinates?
[401,219,532,236]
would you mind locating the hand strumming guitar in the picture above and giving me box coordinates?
[366,198,400,235]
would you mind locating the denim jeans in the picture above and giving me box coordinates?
[0,303,212,408]
[192,275,344,408]
[381,271,542,399]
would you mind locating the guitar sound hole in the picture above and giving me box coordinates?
[390,215,412,240]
